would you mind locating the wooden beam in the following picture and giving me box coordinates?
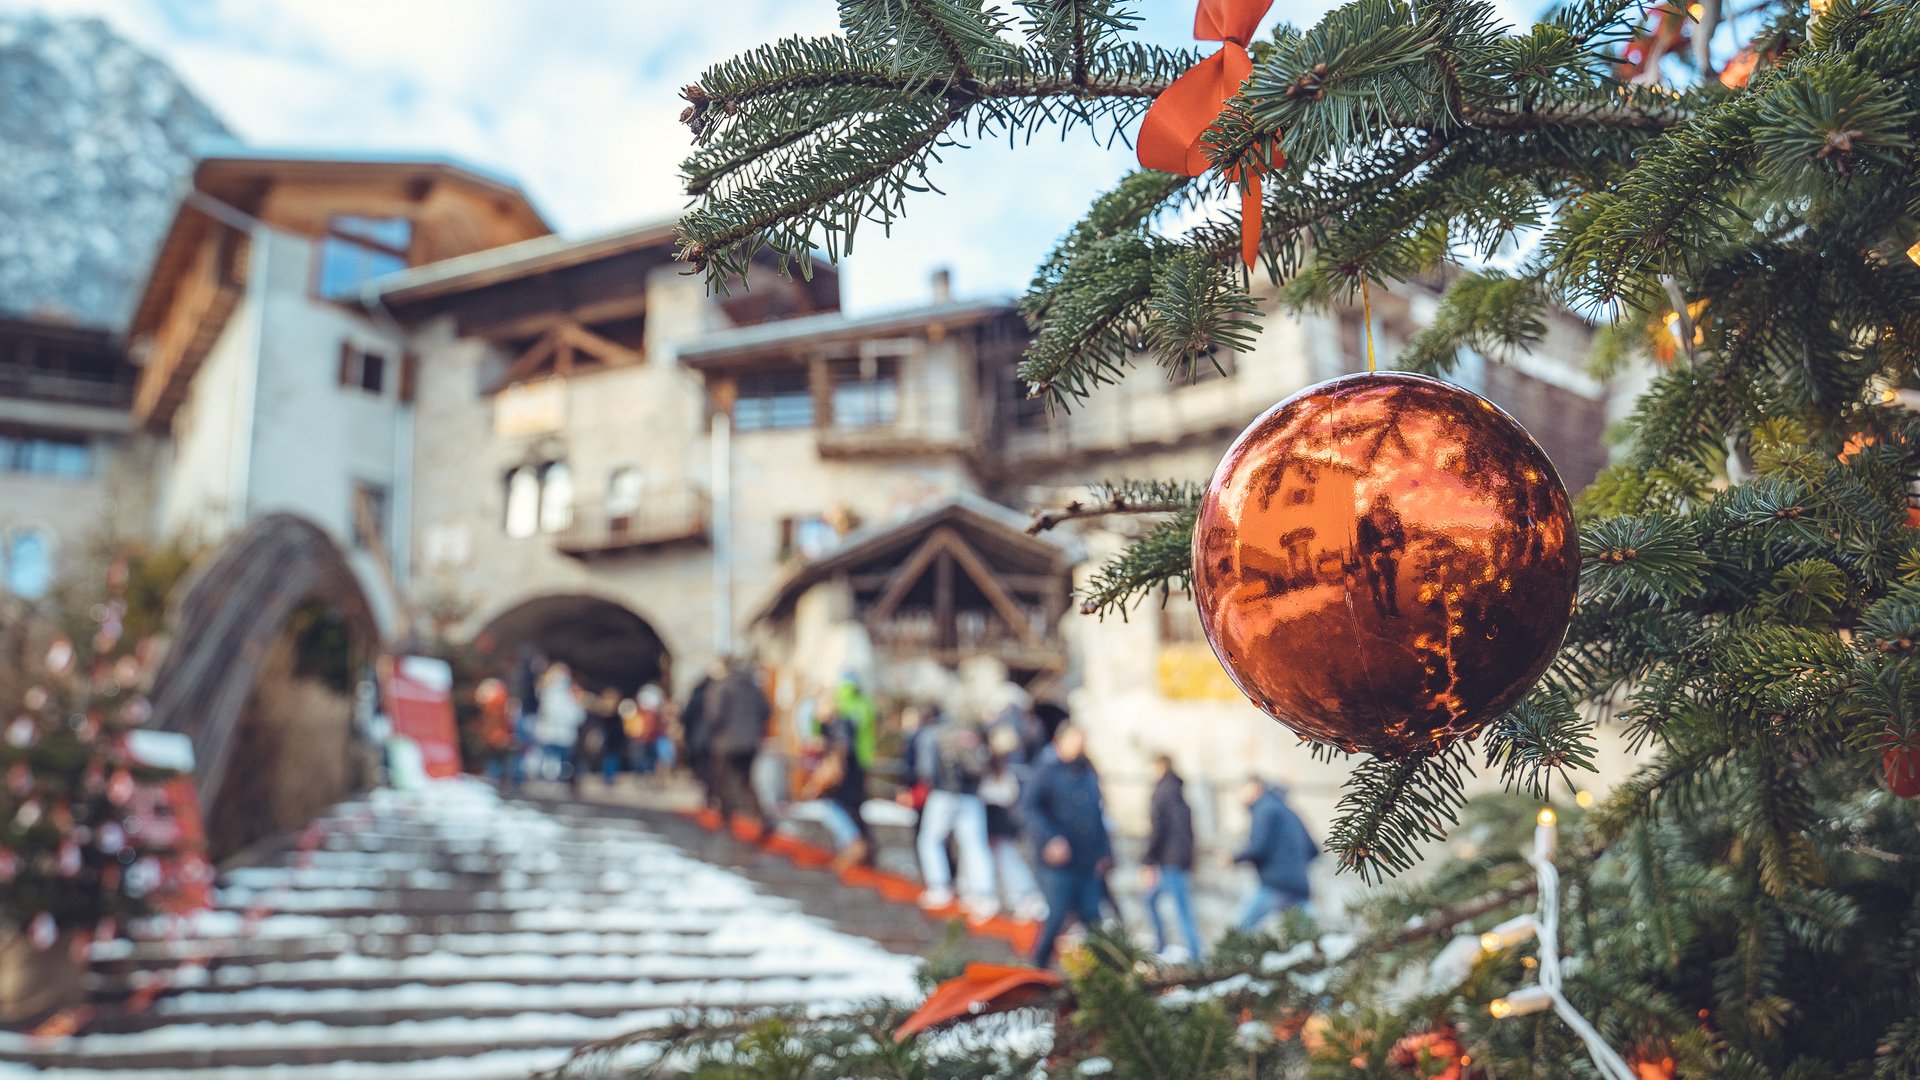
[865,528,954,624]
[554,319,642,368]
[933,549,956,652]
[942,530,1045,648]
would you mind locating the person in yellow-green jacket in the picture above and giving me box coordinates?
[833,673,877,770]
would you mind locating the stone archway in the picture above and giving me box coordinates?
[474,593,671,694]
[146,513,379,856]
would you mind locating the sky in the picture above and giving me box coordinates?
[4,0,1523,314]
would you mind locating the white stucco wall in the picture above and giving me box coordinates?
[156,285,257,545]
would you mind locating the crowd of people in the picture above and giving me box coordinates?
[471,652,677,794]
[472,651,1321,969]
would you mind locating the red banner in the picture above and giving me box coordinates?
[384,656,463,779]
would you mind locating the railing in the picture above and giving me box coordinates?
[0,365,136,408]
[553,484,710,558]
[814,382,969,458]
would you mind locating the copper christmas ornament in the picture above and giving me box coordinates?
[1192,372,1579,757]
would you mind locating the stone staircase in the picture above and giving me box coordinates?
[0,780,1004,1079]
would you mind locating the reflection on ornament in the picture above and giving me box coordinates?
[107,768,136,806]
[27,912,56,950]
[125,856,163,897]
[5,715,35,748]
[1192,373,1579,756]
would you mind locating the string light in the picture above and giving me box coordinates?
[1486,807,1639,1080]
[1480,915,1536,953]
[1489,985,1553,1018]
[1906,238,1920,267]
[1574,790,1594,809]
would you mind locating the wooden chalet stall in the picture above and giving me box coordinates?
[751,493,1080,698]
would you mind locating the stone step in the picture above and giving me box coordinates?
[85,970,896,1031]
[0,1033,599,1074]
[90,929,756,976]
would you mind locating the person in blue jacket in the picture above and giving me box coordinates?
[1022,721,1112,967]
[1233,777,1319,931]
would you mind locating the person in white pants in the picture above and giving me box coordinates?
[914,710,996,914]
[979,727,1045,920]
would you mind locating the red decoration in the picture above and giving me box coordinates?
[1885,744,1920,798]
[1137,0,1279,268]
[894,963,1064,1040]
[1192,373,1579,756]
[1388,1026,1477,1079]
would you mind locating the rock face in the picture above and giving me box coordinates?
[0,12,229,330]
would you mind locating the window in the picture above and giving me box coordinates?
[538,462,573,533]
[337,343,388,396]
[733,370,814,431]
[3,530,52,599]
[1010,387,1050,432]
[504,467,542,538]
[350,481,390,551]
[316,216,412,301]
[828,356,900,428]
[780,514,840,561]
[607,468,644,530]
[0,432,92,479]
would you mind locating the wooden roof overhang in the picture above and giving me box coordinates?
[125,154,551,429]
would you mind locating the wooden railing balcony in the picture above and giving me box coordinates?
[553,485,710,558]
[0,364,136,409]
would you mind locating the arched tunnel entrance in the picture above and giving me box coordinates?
[475,594,671,695]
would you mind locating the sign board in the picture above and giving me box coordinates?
[384,655,463,779]
[494,377,568,438]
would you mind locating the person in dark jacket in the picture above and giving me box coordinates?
[1023,722,1112,967]
[1233,778,1319,931]
[1141,753,1202,961]
[682,660,725,810]
[705,659,771,838]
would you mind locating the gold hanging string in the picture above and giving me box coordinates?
[1361,276,1378,373]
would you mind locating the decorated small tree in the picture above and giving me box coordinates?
[643,0,1920,1075]
[0,546,188,1019]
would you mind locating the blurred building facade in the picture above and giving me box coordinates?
[0,147,1632,862]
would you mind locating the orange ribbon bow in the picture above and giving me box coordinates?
[1137,0,1277,268]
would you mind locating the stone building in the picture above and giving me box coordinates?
[0,316,154,598]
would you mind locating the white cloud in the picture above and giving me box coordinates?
[1,0,1533,313]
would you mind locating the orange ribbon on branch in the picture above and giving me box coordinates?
[1137,0,1278,268]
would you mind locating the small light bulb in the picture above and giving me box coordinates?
[1574,789,1594,808]
[1480,932,1502,953]
[1907,238,1920,266]
[1489,998,1513,1018]
[1537,807,1557,826]
[1687,1,1704,16]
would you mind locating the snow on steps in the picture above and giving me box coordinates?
[0,780,921,1078]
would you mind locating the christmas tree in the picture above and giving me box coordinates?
[1,547,188,959]
[652,0,1920,1075]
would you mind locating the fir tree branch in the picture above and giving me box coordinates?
[1027,480,1202,534]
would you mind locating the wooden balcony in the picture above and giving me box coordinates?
[553,485,709,558]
